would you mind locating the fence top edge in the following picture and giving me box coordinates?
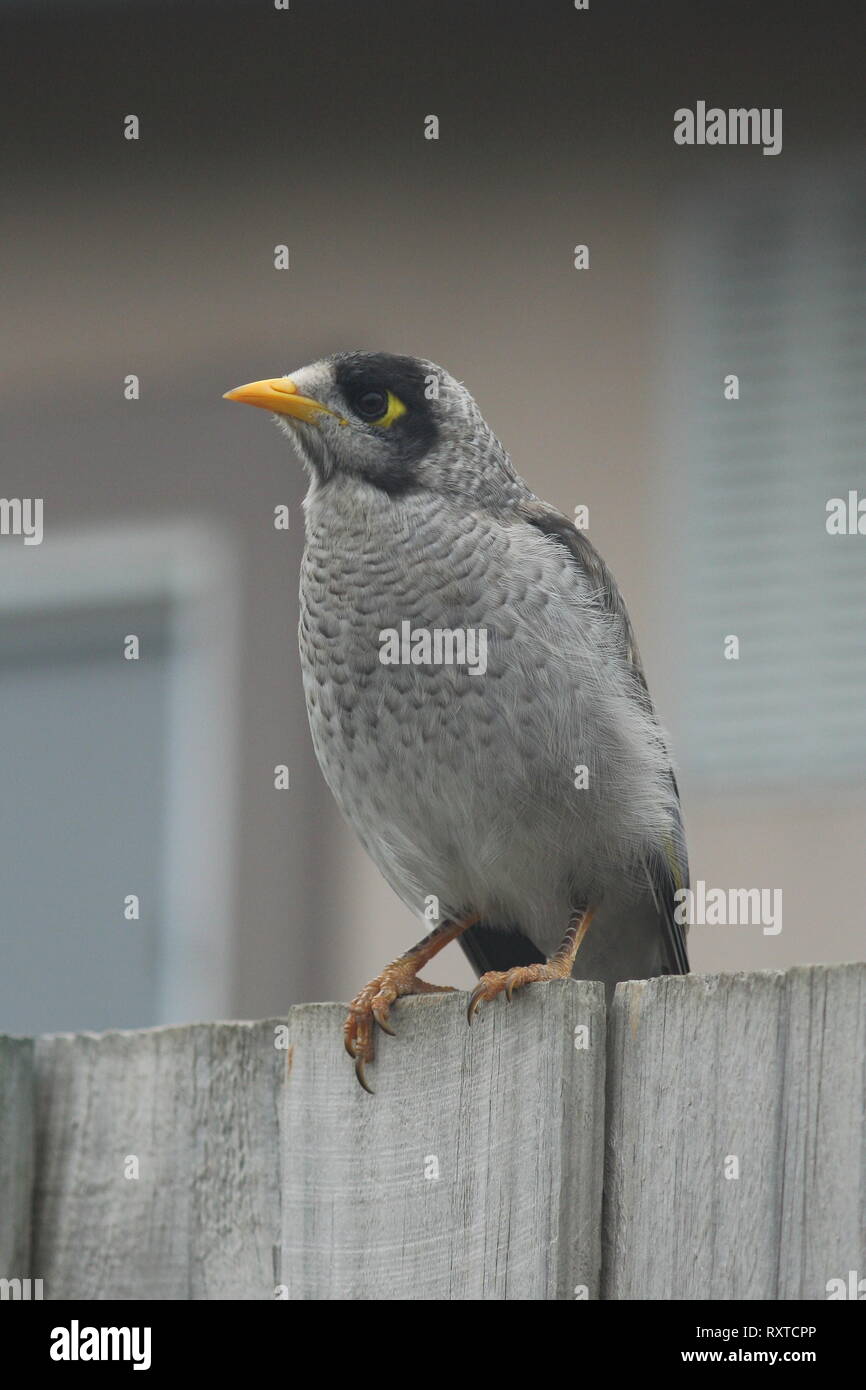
[612,959,866,1006]
[7,966,862,1046]
[14,978,606,1047]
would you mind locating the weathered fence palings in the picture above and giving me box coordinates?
[32,1021,285,1300]
[604,964,866,1301]
[19,983,605,1300]
[1,964,864,1300]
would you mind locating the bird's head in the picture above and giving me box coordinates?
[224,351,516,501]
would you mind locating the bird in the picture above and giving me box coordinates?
[224,352,689,1092]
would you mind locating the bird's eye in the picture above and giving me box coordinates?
[351,388,407,427]
[355,390,388,419]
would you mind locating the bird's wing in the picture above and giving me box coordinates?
[515,498,690,976]
[459,498,689,980]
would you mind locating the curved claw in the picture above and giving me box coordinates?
[354,1056,374,1094]
[467,988,484,1025]
[505,978,515,1003]
[373,1007,396,1037]
[345,960,458,1091]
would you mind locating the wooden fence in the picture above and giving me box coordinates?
[1,963,864,1300]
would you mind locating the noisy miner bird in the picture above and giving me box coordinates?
[225,352,689,1091]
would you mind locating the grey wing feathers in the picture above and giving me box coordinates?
[516,498,690,977]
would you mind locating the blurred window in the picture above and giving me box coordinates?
[668,177,866,787]
[0,523,238,1034]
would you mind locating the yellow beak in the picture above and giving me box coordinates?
[223,376,344,424]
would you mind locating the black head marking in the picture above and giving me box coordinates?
[333,352,439,495]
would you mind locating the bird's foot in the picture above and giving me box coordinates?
[344,965,455,1093]
[467,909,595,1024]
[466,958,573,1024]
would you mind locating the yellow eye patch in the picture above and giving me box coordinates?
[373,391,407,428]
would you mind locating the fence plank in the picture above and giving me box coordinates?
[20,964,865,1299]
[279,982,606,1300]
[602,964,866,1300]
[0,1036,34,1285]
[30,982,605,1300]
[32,1022,285,1299]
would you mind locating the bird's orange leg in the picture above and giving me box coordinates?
[344,914,479,1093]
[466,907,596,1024]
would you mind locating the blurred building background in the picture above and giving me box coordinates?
[1,0,864,1035]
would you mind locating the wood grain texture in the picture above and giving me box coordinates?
[32,1022,285,1299]
[280,982,606,1300]
[0,1036,34,1283]
[20,965,866,1299]
[602,964,866,1300]
[29,982,605,1300]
